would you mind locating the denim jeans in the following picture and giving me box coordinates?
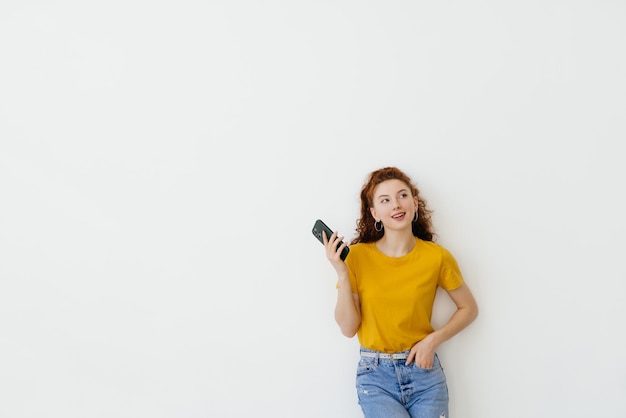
[356,348,449,418]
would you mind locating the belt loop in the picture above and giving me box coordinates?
[375,351,380,366]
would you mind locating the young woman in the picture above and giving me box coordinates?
[322,166,478,418]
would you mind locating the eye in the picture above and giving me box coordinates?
[381,198,389,203]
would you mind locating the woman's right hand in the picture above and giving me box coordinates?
[323,231,349,275]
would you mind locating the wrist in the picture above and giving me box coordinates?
[422,332,440,350]
[336,274,350,289]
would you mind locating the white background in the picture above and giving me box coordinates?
[1,1,625,417]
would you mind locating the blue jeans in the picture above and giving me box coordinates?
[356,348,449,418]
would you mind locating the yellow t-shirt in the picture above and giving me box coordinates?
[345,238,463,353]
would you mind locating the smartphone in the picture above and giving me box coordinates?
[312,219,349,261]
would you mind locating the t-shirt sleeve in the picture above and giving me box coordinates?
[438,247,464,290]
[343,252,359,293]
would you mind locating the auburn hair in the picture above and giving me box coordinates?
[351,167,435,244]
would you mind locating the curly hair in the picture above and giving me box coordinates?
[351,167,435,244]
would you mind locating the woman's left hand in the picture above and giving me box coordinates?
[405,336,436,368]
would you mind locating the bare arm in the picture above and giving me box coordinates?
[406,282,478,367]
[334,276,361,337]
[323,231,361,337]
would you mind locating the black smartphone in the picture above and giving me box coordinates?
[312,219,349,261]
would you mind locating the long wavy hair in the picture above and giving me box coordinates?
[351,167,435,244]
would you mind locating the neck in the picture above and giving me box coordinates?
[376,229,415,257]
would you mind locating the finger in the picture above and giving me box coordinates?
[324,231,337,248]
[325,234,342,259]
[334,240,348,259]
[324,231,334,246]
[335,235,345,244]
[405,352,414,365]
[324,232,335,249]
[328,233,341,251]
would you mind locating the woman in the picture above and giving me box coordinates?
[322,166,478,418]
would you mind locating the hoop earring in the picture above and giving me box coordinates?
[413,211,419,222]
[374,220,383,232]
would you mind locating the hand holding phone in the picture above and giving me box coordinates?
[312,219,349,261]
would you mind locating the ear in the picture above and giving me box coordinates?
[413,196,419,210]
[369,207,378,222]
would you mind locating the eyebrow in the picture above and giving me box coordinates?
[376,188,409,199]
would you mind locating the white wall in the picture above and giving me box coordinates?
[1,1,625,417]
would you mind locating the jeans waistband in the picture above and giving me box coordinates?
[360,351,409,360]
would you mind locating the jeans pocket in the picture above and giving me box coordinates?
[411,353,441,371]
[412,362,436,371]
[356,359,377,376]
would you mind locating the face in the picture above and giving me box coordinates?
[370,179,418,231]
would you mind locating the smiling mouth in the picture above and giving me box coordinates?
[392,213,406,220]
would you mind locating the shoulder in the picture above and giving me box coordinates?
[415,238,446,253]
[416,239,458,261]
[345,241,375,266]
[346,241,373,257]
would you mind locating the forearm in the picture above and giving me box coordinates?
[334,274,361,337]
[428,304,478,348]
